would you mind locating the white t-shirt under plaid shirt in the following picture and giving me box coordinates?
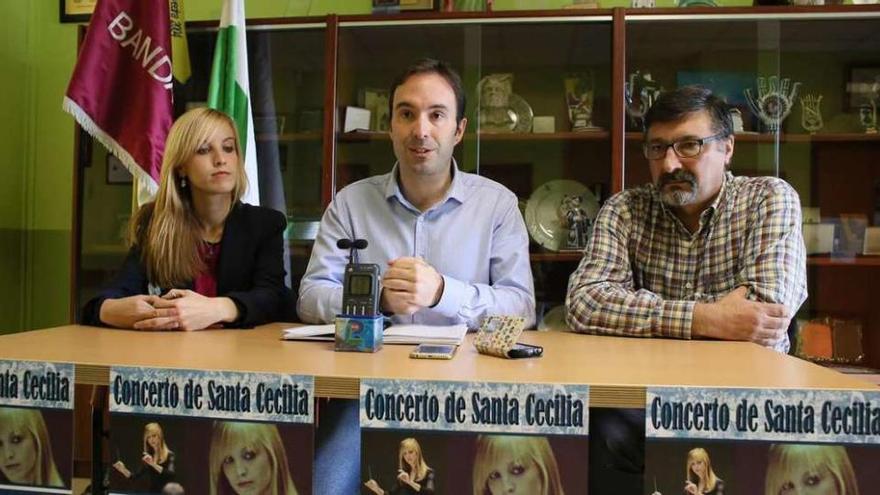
[565,171,807,353]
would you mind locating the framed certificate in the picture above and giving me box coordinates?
[59,0,97,23]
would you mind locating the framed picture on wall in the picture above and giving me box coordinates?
[372,0,437,13]
[59,0,97,23]
[106,154,133,185]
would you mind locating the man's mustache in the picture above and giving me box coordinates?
[658,169,697,188]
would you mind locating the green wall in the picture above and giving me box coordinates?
[1,2,79,334]
[0,2,28,333]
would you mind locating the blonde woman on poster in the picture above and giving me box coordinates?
[209,421,298,495]
[364,437,436,494]
[650,447,724,495]
[764,444,859,495]
[0,407,63,487]
[472,435,564,495]
[113,422,176,493]
[684,448,724,494]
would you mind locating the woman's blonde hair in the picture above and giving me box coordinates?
[472,435,564,495]
[142,422,172,465]
[209,421,298,495]
[130,107,247,287]
[765,444,859,495]
[686,447,719,492]
[398,437,430,481]
[0,407,63,487]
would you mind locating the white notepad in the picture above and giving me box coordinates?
[282,323,468,346]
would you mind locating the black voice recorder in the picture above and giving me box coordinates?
[338,238,381,317]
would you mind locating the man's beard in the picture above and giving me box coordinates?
[657,169,698,206]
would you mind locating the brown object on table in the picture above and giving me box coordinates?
[799,320,833,359]
[831,318,865,363]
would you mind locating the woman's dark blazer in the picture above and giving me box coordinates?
[81,203,287,328]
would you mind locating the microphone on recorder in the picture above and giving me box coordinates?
[336,239,368,250]
[337,238,368,264]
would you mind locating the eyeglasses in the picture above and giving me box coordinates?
[642,133,727,160]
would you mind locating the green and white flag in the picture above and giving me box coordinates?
[208,0,259,205]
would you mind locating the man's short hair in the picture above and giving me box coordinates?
[389,58,466,125]
[644,85,733,138]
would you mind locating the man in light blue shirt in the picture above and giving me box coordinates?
[298,58,535,328]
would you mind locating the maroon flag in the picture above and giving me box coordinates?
[63,0,174,189]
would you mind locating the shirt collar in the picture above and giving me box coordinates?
[383,159,465,210]
[708,171,732,212]
[696,170,733,226]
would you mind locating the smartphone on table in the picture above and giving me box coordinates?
[409,344,457,360]
[507,342,543,359]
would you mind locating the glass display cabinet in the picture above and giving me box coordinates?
[74,7,880,369]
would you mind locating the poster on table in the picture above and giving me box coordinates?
[109,366,314,494]
[645,386,880,495]
[0,359,74,494]
[360,378,589,494]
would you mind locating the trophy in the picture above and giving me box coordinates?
[859,100,878,134]
[744,76,801,133]
[564,72,600,131]
[478,73,533,133]
[624,70,663,130]
[730,108,745,133]
[558,194,592,250]
[800,94,824,134]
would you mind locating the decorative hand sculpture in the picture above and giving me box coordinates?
[800,94,824,134]
[744,76,801,133]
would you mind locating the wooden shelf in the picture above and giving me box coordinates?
[337,131,386,142]
[807,255,880,267]
[475,130,610,141]
[256,131,323,142]
[625,132,880,144]
[339,130,610,142]
[530,252,584,262]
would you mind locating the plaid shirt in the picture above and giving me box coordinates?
[565,172,806,353]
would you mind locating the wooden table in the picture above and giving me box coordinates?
[0,324,874,408]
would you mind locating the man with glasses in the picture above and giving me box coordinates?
[565,86,806,494]
[567,85,805,350]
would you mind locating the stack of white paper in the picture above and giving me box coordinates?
[281,324,335,341]
[281,324,468,346]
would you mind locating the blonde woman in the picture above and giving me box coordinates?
[684,448,724,495]
[765,444,859,495]
[113,422,175,493]
[365,437,435,494]
[209,421,298,495]
[82,107,287,330]
[651,447,724,495]
[472,435,564,495]
[0,407,63,487]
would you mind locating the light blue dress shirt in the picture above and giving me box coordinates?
[298,162,535,328]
